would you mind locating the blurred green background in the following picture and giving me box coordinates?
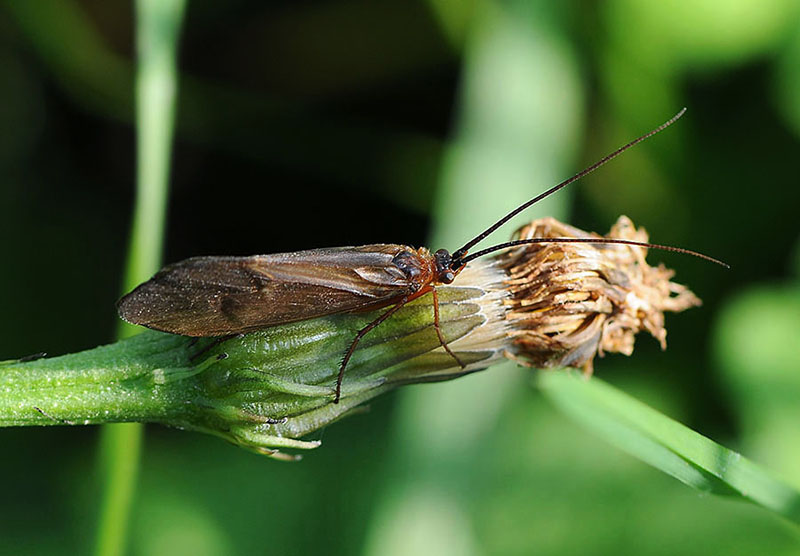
[2,1,800,554]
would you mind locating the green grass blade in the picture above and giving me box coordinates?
[94,423,143,556]
[537,371,800,524]
[95,1,186,555]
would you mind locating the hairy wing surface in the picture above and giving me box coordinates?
[117,245,418,336]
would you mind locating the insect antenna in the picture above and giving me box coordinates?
[457,237,729,268]
[450,108,687,267]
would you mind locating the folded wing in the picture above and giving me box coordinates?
[117,245,418,336]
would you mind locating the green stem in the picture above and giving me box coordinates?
[0,335,191,426]
[96,1,186,555]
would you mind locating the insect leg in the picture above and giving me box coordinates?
[335,296,410,403]
[33,406,76,425]
[19,352,47,362]
[431,286,465,369]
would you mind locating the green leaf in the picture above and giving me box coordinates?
[537,371,800,524]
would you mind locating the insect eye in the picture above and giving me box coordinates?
[441,271,455,284]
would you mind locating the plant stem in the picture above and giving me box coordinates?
[0,334,190,426]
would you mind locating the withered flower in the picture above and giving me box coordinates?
[497,216,701,372]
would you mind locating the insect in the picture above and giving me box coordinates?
[118,108,725,403]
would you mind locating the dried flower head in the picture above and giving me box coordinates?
[496,216,701,373]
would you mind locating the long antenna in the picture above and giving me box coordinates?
[450,108,687,264]
[458,237,729,268]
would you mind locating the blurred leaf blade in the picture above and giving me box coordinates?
[95,1,186,555]
[363,3,583,554]
[537,371,800,524]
